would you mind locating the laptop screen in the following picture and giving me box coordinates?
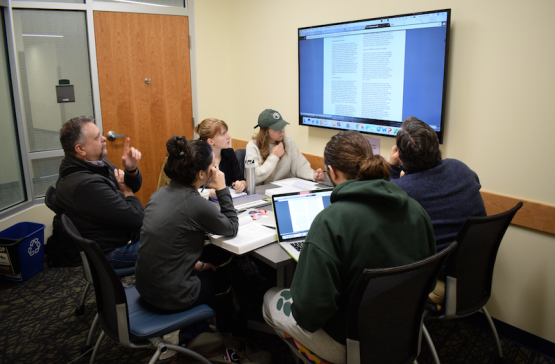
[272,188,333,241]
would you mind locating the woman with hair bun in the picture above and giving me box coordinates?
[263,131,436,363]
[136,136,238,313]
[195,118,246,196]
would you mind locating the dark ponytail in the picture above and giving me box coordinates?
[164,136,213,186]
[324,131,390,181]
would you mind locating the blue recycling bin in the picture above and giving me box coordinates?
[0,222,46,282]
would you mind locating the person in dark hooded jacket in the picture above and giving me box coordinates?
[263,131,436,364]
[55,116,143,268]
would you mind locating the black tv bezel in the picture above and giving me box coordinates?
[298,9,451,144]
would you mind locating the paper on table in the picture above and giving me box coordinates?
[230,189,247,198]
[238,214,253,226]
[271,178,317,191]
[365,137,381,156]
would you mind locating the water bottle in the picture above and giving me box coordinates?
[245,159,256,196]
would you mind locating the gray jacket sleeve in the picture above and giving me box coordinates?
[188,187,239,237]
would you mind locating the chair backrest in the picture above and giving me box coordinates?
[61,214,130,343]
[45,186,63,215]
[346,242,457,364]
[157,157,171,190]
[235,149,246,178]
[444,202,523,317]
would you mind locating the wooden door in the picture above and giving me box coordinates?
[94,11,193,206]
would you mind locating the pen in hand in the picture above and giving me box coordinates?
[201,173,212,193]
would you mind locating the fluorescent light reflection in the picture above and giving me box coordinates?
[22,34,64,38]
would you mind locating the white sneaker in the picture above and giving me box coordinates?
[159,330,180,360]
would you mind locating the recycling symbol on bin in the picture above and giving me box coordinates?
[28,238,41,256]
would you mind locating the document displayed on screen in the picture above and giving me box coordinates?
[323,30,406,122]
[289,196,325,233]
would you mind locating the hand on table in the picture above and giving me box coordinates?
[313,168,325,181]
[232,180,247,193]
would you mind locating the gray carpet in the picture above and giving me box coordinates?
[0,263,553,364]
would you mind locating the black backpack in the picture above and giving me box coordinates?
[45,214,82,267]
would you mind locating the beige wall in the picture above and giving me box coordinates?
[194,0,555,342]
[0,205,54,239]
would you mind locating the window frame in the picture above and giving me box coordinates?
[0,0,199,220]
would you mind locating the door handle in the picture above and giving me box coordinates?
[106,131,125,141]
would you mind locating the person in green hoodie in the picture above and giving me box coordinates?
[263,130,436,364]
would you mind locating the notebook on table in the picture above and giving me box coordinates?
[271,188,333,261]
[211,193,270,211]
[210,210,276,254]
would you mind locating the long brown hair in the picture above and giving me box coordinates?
[253,127,286,164]
[324,131,390,180]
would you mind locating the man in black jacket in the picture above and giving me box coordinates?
[55,116,144,268]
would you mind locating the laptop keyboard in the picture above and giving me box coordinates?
[291,241,304,252]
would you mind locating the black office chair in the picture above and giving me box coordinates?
[235,148,246,178]
[61,214,215,364]
[345,242,457,364]
[47,187,136,354]
[45,186,63,215]
[45,187,135,317]
[425,202,523,363]
[76,248,136,353]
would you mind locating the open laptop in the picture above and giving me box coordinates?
[271,188,333,261]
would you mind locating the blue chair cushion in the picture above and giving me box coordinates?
[125,287,215,339]
[115,266,136,279]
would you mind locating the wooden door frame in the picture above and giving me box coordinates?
[86,0,199,136]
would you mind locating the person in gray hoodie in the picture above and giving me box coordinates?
[136,136,238,312]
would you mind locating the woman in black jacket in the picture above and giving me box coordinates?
[195,118,246,198]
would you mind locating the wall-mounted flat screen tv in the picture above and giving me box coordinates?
[298,9,450,143]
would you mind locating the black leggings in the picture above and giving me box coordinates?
[190,244,234,308]
[189,269,215,308]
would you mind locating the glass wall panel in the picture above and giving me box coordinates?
[30,156,64,198]
[13,9,94,153]
[0,12,26,211]
[95,0,185,8]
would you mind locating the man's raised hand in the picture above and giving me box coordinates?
[121,137,142,173]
